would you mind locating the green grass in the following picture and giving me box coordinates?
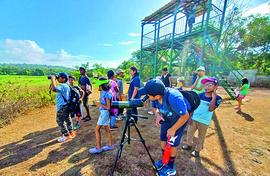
[0,75,55,127]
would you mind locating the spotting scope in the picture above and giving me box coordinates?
[111,95,149,108]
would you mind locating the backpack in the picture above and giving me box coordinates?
[61,85,81,113]
[165,90,200,115]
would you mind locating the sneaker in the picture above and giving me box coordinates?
[191,150,200,157]
[73,123,81,130]
[148,111,154,115]
[182,144,192,150]
[57,135,69,143]
[82,116,91,122]
[110,126,118,131]
[101,145,114,151]
[89,147,103,154]
[116,116,123,121]
[154,159,164,170]
[69,131,76,139]
[159,165,176,176]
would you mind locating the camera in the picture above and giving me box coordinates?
[47,75,59,79]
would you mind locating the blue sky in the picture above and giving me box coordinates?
[0,0,269,68]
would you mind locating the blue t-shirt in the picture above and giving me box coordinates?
[99,90,113,111]
[55,83,71,111]
[79,76,91,86]
[151,88,191,122]
[128,75,140,99]
[117,79,124,94]
[192,93,222,126]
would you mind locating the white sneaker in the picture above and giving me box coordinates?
[116,116,123,121]
[57,135,68,142]
[148,111,154,115]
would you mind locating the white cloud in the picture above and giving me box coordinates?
[243,2,270,17]
[128,32,140,37]
[2,39,45,63]
[103,43,113,47]
[119,40,136,45]
[0,39,94,68]
[0,39,124,68]
[92,59,123,68]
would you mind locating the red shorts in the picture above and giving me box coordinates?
[237,94,246,100]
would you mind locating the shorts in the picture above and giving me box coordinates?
[237,94,246,100]
[160,119,188,147]
[97,110,110,126]
[71,103,82,118]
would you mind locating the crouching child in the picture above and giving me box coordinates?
[138,79,198,176]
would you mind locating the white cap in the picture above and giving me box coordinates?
[116,69,124,74]
[196,66,205,71]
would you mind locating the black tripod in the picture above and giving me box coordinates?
[110,112,160,176]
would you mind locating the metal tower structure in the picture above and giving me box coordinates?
[139,0,244,98]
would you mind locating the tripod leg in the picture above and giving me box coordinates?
[111,118,129,176]
[133,123,160,176]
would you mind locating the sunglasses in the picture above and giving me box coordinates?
[204,82,215,87]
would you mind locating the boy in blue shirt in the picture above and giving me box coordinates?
[50,73,75,142]
[139,79,192,176]
[182,77,222,157]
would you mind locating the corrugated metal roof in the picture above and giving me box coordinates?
[142,0,209,22]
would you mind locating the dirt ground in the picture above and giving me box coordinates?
[0,87,269,176]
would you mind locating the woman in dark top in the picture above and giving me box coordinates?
[127,66,140,122]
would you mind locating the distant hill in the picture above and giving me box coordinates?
[0,63,72,70]
[0,63,73,76]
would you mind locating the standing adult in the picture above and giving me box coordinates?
[78,67,92,121]
[191,66,207,94]
[161,67,172,88]
[127,66,140,122]
[187,4,196,33]
[116,69,125,117]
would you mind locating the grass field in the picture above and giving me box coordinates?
[0,75,54,127]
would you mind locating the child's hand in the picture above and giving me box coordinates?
[212,89,217,99]
[95,101,101,106]
[167,128,176,138]
[155,113,164,127]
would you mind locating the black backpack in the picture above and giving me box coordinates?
[166,90,200,115]
[61,85,81,113]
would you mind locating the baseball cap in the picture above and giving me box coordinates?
[57,72,68,79]
[95,77,109,86]
[116,69,124,74]
[79,67,86,71]
[201,77,219,85]
[196,66,205,72]
[138,79,165,96]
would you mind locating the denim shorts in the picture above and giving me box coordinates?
[97,110,110,126]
